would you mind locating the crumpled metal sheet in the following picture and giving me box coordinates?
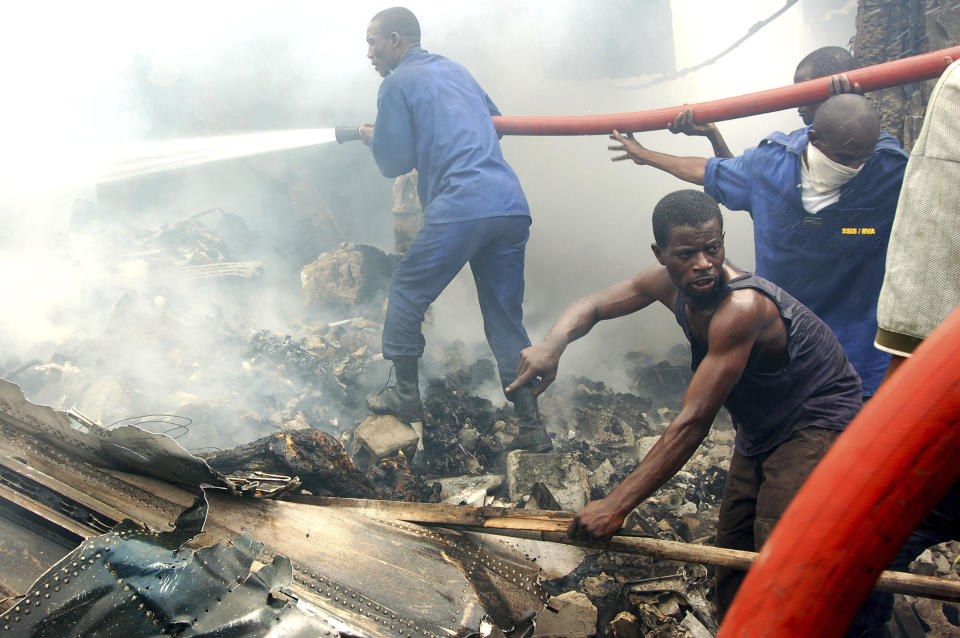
[0,495,340,638]
[224,471,302,498]
[0,385,548,637]
[624,566,717,634]
[271,506,546,637]
[0,380,230,491]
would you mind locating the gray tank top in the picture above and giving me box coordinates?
[674,272,862,455]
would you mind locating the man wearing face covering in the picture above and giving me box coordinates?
[607,93,908,400]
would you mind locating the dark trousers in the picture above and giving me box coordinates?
[716,426,960,636]
[715,426,840,618]
[381,215,532,390]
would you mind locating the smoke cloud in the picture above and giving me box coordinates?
[0,0,854,448]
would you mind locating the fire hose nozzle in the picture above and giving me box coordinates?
[335,125,363,144]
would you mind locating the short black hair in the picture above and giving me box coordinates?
[652,190,723,247]
[795,46,855,80]
[371,7,421,41]
[813,94,880,153]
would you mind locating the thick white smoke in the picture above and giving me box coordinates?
[0,0,855,447]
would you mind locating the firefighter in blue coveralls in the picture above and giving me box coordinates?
[358,7,551,452]
[606,92,908,399]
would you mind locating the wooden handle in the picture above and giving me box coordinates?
[287,495,960,602]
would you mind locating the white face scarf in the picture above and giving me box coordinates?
[801,142,863,213]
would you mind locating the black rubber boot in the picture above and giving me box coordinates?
[366,358,424,423]
[507,386,553,453]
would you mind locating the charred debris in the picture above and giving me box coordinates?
[1,212,956,637]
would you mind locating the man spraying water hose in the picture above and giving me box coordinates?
[359,7,550,452]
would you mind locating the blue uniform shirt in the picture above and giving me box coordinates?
[704,127,908,396]
[371,46,530,224]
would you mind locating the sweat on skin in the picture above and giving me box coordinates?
[509,204,787,540]
[508,190,861,547]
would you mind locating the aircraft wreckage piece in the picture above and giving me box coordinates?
[295,496,960,604]
[0,496,340,638]
[0,380,300,498]
[0,380,229,490]
[0,382,546,637]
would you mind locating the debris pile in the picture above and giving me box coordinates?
[890,541,960,636]
[5,218,957,637]
[301,242,399,316]
[3,217,396,451]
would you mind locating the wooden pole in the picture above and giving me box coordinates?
[286,495,960,603]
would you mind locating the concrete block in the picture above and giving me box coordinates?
[353,414,419,460]
[507,451,589,511]
[436,474,503,505]
[533,590,597,638]
[588,459,616,490]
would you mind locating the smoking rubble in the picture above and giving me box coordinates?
[6,211,955,637]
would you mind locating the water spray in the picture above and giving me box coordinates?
[62,45,958,188]
[96,128,338,183]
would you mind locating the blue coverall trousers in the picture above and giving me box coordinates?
[381,215,532,392]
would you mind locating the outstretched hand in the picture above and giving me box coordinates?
[827,73,863,96]
[505,342,562,396]
[359,123,374,145]
[668,108,716,137]
[567,496,627,542]
[609,129,649,164]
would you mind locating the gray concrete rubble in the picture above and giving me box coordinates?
[886,541,960,637]
[533,591,598,638]
[435,474,503,505]
[3,222,956,637]
[300,242,398,316]
[507,450,591,512]
[353,413,421,461]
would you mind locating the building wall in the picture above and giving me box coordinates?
[854,0,960,151]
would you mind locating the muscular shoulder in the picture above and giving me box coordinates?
[709,288,780,342]
[632,265,679,307]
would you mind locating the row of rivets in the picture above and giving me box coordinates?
[0,541,111,628]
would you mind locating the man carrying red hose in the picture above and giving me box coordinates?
[613,50,907,402]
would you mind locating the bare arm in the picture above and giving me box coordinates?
[668,108,733,159]
[506,266,674,395]
[881,354,908,385]
[568,290,778,541]
[609,130,707,185]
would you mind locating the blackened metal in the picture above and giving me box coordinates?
[0,380,232,492]
[0,466,116,534]
[0,498,339,638]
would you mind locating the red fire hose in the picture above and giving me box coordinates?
[492,45,960,136]
[716,305,960,637]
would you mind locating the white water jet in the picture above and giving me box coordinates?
[97,127,338,183]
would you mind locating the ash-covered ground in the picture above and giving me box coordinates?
[4,214,956,637]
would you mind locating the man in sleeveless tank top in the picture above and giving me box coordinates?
[507,190,863,622]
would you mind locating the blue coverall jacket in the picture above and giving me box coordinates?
[369,46,532,390]
[371,45,529,223]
